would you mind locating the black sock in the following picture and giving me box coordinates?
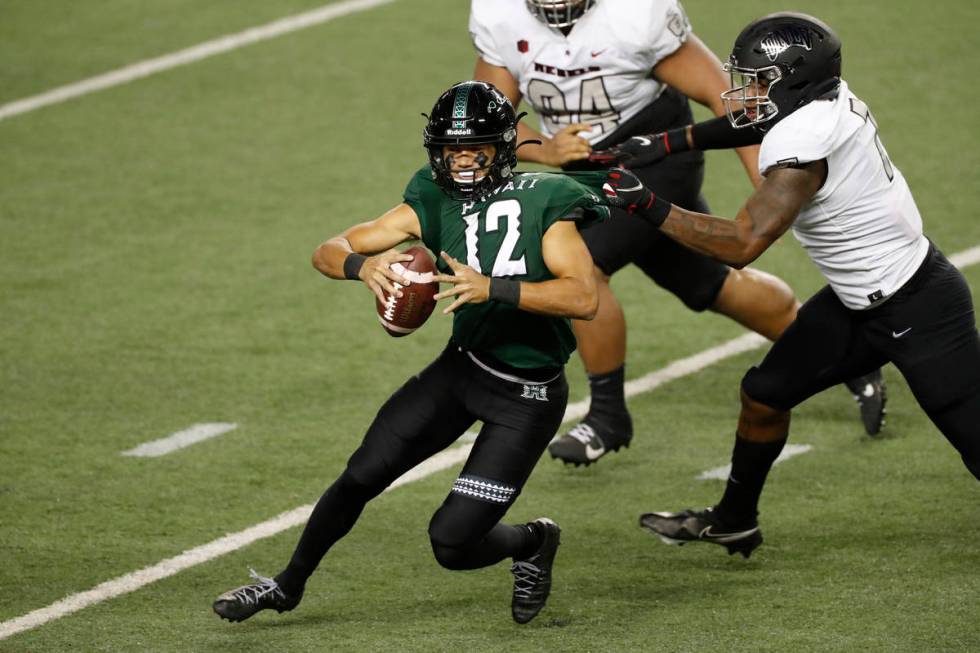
[586,366,630,427]
[511,522,542,561]
[716,435,786,525]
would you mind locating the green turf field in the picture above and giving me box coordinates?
[1,1,977,651]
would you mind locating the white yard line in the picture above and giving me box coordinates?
[121,423,238,457]
[4,246,979,640]
[0,0,397,122]
[697,444,814,481]
[949,244,980,270]
[0,444,474,642]
[0,333,768,641]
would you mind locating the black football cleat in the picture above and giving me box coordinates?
[213,569,302,622]
[510,518,561,624]
[844,369,887,436]
[548,415,632,466]
[639,507,763,559]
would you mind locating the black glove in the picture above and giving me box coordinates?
[588,128,688,168]
[602,168,672,228]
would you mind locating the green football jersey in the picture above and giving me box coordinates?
[403,166,610,369]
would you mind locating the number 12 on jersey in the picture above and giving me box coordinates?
[462,199,527,277]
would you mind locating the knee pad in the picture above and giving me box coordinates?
[428,503,475,570]
[741,366,793,412]
[429,541,471,571]
[428,475,518,567]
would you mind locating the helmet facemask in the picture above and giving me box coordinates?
[723,13,842,132]
[525,0,596,29]
[428,134,516,199]
[721,62,783,129]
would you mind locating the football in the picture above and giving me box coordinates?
[375,246,438,337]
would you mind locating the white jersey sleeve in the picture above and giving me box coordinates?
[760,81,930,310]
[468,0,695,144]
[758,104,849,174]
[469,0,507,68]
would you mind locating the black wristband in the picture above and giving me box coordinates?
[343,253,367,280]
[489,277,521,305]
[664,127,690,154]
[691,114,763,150]
[635,192,673,229]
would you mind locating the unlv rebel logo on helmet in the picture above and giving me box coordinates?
[760,26,813,62]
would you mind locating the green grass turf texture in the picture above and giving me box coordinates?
[1,0,977,651]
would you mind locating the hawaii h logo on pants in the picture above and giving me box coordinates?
[521,385,548,401]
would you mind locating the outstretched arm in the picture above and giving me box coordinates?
[604,162,826,268]
[651,34,762,186]
[433,220,598,320]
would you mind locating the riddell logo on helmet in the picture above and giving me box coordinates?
[760,27,813,61]
[446,128,473,136]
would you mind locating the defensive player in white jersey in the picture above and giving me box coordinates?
[593,12,980,556]
[469,0,885,467]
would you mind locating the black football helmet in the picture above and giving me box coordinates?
[721,12,841,131]
[423,81,519,198]
[525,0,596,29]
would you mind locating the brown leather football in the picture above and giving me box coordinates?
[375,246,438,337]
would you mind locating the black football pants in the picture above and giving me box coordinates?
[279,342,568,589]
[741,245,980,479]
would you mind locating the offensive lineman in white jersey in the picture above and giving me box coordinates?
[469,0,885,468]
[593,12,979,556]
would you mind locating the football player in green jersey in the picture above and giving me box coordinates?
[213,81,607,625]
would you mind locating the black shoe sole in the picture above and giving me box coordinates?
[549,439,631,467]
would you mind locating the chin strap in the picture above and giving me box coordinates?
[516,139,543,152]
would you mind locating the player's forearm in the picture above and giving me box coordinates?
[658,207,764,269]
[515,277,598,320]
[675,116,763,186]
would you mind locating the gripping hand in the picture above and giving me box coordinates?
[589,131,675,168]
[602,169,671,228]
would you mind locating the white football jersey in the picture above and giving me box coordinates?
[469,0,691,143]
[759,80,930,310]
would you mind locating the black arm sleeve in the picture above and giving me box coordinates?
[691,114,763,150]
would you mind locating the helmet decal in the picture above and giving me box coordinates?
[723,13,841,132]
[451,87,470,130]
[760,27,813,62]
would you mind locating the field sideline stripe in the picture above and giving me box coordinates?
[121,423,238,457]
[0,0,397,122]
[2,243,978,641]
